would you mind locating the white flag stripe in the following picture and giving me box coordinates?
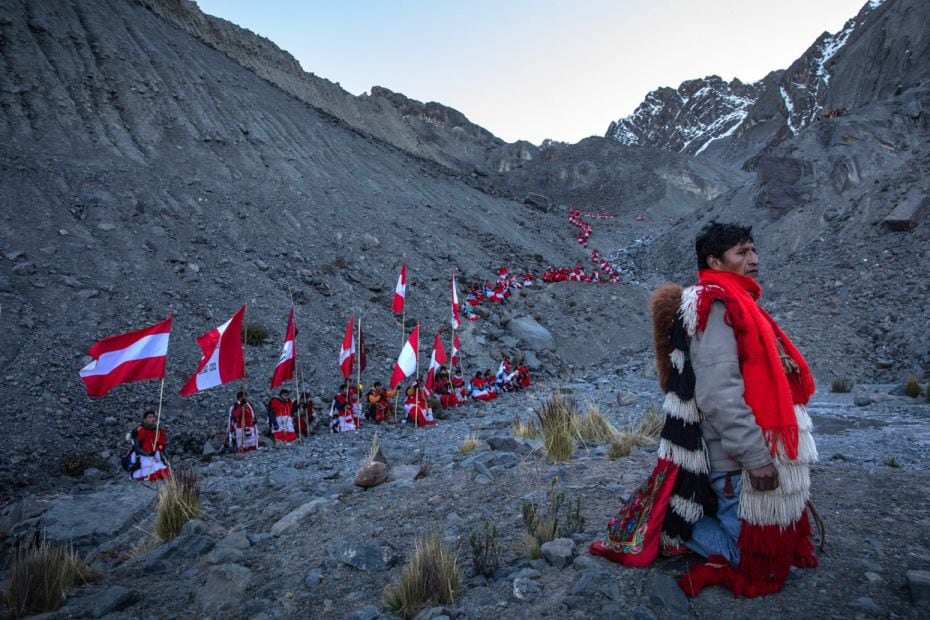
[397,342,416,375]
[79,333,169,378]
[277,340,294,364]
[195,342,223,391]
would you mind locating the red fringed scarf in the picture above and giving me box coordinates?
[694,269,815,458]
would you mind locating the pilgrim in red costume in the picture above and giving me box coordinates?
[404,382,436,427]
[590,250,817,598]
[228,391,259,452]
[267,389,298,442]
[130,410,170,481]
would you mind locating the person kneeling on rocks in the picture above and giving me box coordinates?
[128,410,170,481]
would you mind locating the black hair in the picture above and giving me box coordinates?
[143,410,156,417]
[695,221,754,270]
[373,382,382,387]
[236,390,246,400]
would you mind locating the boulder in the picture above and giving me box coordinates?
[540,537,576,569]
[270,498,333,536]
[355,460,388,488]
[196,564,251,614]
[883,190,930,231]
[327,539,398,571]
[907,569,930,605]
[41,484,157,551]
[507,317,555,351]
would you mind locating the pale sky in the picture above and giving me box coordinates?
[195,0,870,145]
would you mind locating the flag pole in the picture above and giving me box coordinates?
[288,286,310,438]
[415,322,420,429]
[356,314,362,428]
[240,302,249,451]
[152,310,171,471]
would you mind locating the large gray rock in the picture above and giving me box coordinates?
[41,484,157,550]
[647,574,689,616]
[907,569,930,605]
[91,585,141,618]
[196,564,251,614]
[883,190,930,231]
[507,317,555,351]
[540,537,576,569]
[570,569,620,601]
[327,539,398,571]
[270,497,333,536]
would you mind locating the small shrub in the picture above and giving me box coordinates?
[904,375,921,398]
[154,467,201,542]
[883,456,900,468]
[511,414,539,439]
[57,453,109,477]
[830,378,854,393]
[518,478,585,559]
[534,393,578,461]
[5,538,95,617]
[468,521,501,578]
[608,435,636,459]
[459,433,479,455]
[384,533,460,618]
[577,404,619,442]
[244,323,268,346]
[416,449,431,479]
[926,382,930,403]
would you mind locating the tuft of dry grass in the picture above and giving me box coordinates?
[384,533,460,618]
[5,538,96,617]
[608,435,636,459]
[468,522,501,578]
[534,392,578,461]
[576,404,619,443]
[517,478,585,559]
[459,433,479,455]
[154,467,201,542]
[883,456,900,468]
[368,431,381,461]
[904,374,921,398]
[511,414,539,439]
[831,378,854,393]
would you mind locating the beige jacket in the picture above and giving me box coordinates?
[690,301,772,472]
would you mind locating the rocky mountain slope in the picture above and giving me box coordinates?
[606,0,930,169]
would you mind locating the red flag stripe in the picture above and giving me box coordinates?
[80,317,172,398]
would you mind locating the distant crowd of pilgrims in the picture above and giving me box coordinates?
[125,251,624,481]
[126,357,533,480]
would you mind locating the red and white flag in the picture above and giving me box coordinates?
[270,307,296,389]
[180,306,246,396]
[390,324,419,390]
[338,316,355,379]
[424,332,447,391]
[80,316,173,398]
[451,273,461,330]
[392,260,406,314]
[451,333,461,367]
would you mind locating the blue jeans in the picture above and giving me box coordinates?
[685,471,742,565]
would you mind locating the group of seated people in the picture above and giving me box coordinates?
[469,358,532,401]
[323,359,532,432]
[224,388,317,452]
[542,262,620,284]
[463,268,535,314]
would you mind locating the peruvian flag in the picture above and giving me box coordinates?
[451,333,461,367]
[270,307,296,389]
[79,316,173,398]
[180,306,246,396]
[451,273,461,330]
[390,324,419,390]
[424,332,447,391]
[392,260,406,314]
[338,317,355,379]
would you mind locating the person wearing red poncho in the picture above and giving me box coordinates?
[267,389,298,442]
[228,391,259,452]
[129,410,170,481]
[590,222,818,598]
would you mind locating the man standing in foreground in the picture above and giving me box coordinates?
[681,222,818,595]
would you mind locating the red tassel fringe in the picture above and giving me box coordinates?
[678,511,817,598]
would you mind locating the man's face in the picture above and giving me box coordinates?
[144,413,156,425]
[709,240,759,279]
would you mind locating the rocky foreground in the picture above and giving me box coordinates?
[2,377,929,619]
